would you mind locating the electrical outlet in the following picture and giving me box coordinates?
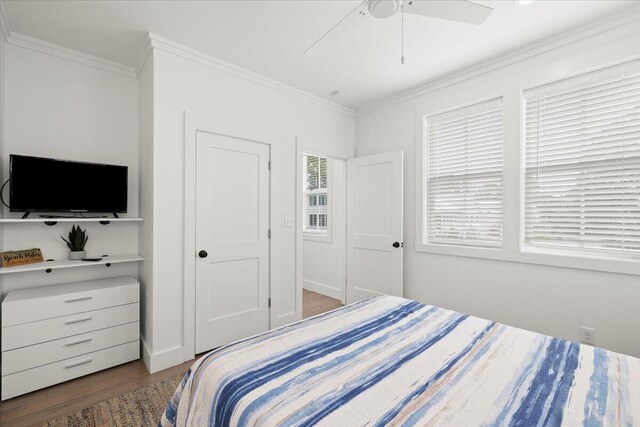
[581,326,595,345]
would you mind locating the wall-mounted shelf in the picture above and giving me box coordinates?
[0,254,143,275]
[0,218,143,226]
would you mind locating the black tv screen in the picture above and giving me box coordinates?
[10,155,128,213]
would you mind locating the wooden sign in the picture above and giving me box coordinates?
[0,248,44,268]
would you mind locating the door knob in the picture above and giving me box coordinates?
[392,242,400,248]
[198,250,208,258]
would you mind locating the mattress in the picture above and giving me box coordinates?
[160,296,639,426]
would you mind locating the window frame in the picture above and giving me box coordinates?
[416,96,506,255]
[415,80,640,276]
[303,153,332,243]
[521,60,640,261]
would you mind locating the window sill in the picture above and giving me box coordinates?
[303,232,332,243]
[416,241,504,260]
[415,242,640,276]
[518,247,640,275]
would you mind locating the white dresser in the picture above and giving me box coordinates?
[1,276,140,400]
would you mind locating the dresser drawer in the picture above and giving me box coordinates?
[2,277,139,326]
[2,322,139,375]
[2,303,139,351]
[1,341,139,400]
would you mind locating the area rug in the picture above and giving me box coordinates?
[44,373,184,427]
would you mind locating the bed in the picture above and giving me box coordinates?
[160,296,639,426]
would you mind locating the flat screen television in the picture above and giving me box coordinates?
[9,155,128,214]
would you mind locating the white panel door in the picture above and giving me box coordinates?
[195,132,270,353]
[347,151,403,303]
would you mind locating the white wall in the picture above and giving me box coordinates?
[303,158,346,303]
[0,7,6,300]
[138,50,154,358]
[1,42,139,294]
[355,20,640,358]
[0,10,5,172]
[143,39,355,371]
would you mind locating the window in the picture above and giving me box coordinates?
[303,154,329,234]
[319,214,327,228]
[524,63,640,256]
[423,98,504,248]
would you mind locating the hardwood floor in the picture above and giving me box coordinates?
[0,358,196,427]
[303,289,343,318]
[0,289,343,426]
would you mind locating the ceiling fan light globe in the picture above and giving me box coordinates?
[367,0,401,19]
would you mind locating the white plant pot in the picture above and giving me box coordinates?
[68,250,86,261]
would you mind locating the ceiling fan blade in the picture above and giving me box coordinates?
[403,0,493,25]
[305,2,370,55]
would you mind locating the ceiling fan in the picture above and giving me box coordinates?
[305,0,494,56]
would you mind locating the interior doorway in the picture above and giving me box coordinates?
[295,143,404,320]
[297,148,347,319]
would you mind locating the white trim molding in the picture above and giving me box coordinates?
[135,35,154,76]
[145,33,355,118]
[142,338,190,374]
[415,242,640,276]
[5,32,137,78]
[0,1,9,42]
[0,25,355,117]
[303,279,344,303]
[413,68,640,277]
[415,96,506,256]
[358,6,640,117]
[1,0,135,76]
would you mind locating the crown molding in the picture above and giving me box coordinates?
[5,31,137,79]
[357,6,640,117]
[145,33,355,118]
[0,1,9,42]
[1,1,136,77]
[135,35,153,75]
[7,33,137,78]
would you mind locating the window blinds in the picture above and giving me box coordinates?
[303,154,328,233]
[524,65,640,255]
[424,98,504,247]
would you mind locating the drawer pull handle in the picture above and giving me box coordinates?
[65,337,93,346]
[65,316,93,324]
[65,358,92,368]
[65,296,93,303]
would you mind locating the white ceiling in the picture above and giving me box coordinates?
[3,0,639,109]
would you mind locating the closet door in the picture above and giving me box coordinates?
[195,131,270,353]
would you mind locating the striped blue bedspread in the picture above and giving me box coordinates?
[160,296,639,426]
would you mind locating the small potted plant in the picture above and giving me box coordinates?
[62,225,88,260]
